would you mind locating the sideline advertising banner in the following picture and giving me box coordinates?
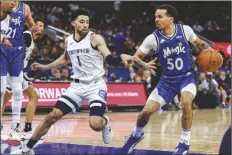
[5,82,147,108]
[214,42,231,57]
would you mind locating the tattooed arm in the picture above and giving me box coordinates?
[192,38,213,55]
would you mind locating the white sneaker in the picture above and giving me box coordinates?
[1,126,9,141]
[21,130,33,140]
[102,116,112,144]
[10,147,34,155]
[9,127,21,141]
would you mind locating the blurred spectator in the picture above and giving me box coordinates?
[192,21,204,33]
[103,68,109,82]
[113,29,127,55]
[205,73,220,107]
[218,71,231,107]
[50,68,61,81]
[60,67,70,81]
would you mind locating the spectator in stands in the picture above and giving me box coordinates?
[41,47,52,61]
[50,68,61,81]
[103,68,109,82]
[205,73,219,107]
[218,71,231,107]
[113,29,128,55]
[60,67,70,81]
[192,21,204,33]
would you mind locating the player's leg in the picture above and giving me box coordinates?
[11,100,72,154]
[22,83,38,139]
[219,127,231,155]
[87,79,112,144]
[2,91,13,115]
[1,76,8,141]
[89,100,112,144]
[8,72,23,141]
[173,83,196,155]
[11,84,82,154]
[121,80,177,154]
[8,47,25,140]
[1,49,8,141]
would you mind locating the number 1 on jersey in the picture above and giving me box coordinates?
[77,56,82,66]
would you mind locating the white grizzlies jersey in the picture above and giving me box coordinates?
[1,15,10,42]
[23,30,34,67]
[67,31,105,82]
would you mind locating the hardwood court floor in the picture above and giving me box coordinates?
[2,108,231,154]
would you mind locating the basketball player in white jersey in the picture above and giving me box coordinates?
[11,8,136,154]
[1,21,44,141]
[0,0,16,141]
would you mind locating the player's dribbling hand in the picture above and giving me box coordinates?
[31,62,48,71]
[2,38,13,47]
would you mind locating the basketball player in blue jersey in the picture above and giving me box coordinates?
[1,0,44,141]
[0,0,16,141]
[121,4,215,155]
[1,21,44,143]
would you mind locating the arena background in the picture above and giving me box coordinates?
[2,1,231,155]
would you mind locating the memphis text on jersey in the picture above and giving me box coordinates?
[68,48,90,55]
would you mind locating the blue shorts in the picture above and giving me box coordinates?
[148,72,197,107]
[0,46,24,76]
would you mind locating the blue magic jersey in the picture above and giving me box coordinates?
[6,2,25,47]
[153,24,194,76]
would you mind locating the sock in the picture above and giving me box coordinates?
[132,126,144,138]
[24,123,32,132]
[103,116,108,126]
[180,128,191,145]
[27,138,38,149]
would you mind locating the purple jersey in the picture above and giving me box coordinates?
[153,24,195,76]
[6,2,25,47]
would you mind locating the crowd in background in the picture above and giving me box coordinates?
[25,1,231,109]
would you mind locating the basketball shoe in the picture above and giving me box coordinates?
[173,142,190,155]
[102,116,112,144]
[120,131,144,154]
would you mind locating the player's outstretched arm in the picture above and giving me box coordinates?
[31,38,69,71]
[91,33,133,66]
[24,3,43,34]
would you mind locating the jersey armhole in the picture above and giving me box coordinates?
[153,32,159,54]
[180,25,190,45]
[90,32,98,50]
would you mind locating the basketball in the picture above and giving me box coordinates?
[197,49,223,72]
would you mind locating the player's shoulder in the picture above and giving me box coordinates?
[90,31,104,43]
[182,25,193,31]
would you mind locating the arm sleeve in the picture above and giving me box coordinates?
[24,32,32,48]
[183,25,197,43]
[138,34,157,54]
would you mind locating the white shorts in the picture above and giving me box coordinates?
[58,78,107,113]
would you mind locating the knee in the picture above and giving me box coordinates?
[29,91,39,103]
[181,100,192,109]
[89,117,104,132]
